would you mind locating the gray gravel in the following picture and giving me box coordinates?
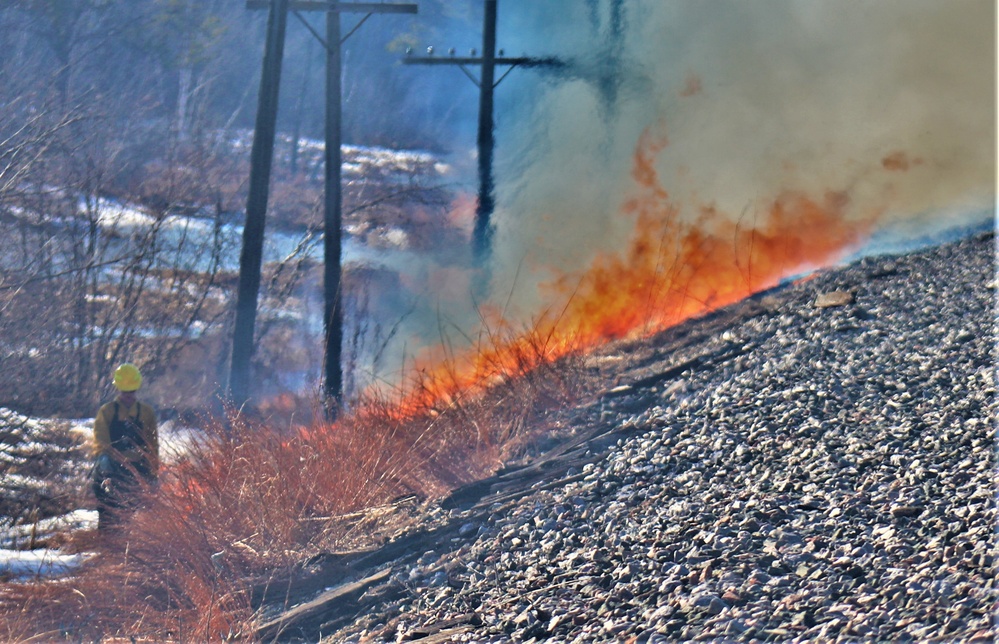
[327,231,996,643]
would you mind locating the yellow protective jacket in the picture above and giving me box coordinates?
[93,400,159,475]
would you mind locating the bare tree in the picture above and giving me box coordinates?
[0,95,241,415]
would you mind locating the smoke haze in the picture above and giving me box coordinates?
[375,0,994,395]
[488,0,994,314]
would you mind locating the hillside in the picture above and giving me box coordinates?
[0,230,992,642]
[250,230,995,642]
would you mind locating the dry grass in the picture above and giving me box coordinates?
[0,319,589,642]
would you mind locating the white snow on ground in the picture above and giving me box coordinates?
[0,510,97,552]
[0,547,91,580]
[0,410,97,580]
[0,408,50,437]
[240,132,450,177]
[90,196,155,229]
[158,419,202,461]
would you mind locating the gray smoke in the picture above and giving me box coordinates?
[369,0,994,394]
[489,0,994,315]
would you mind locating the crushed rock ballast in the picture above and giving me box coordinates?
[258,231,996,643]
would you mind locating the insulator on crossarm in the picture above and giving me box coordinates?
[427,46,434,55]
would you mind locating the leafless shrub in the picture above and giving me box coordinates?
[0,99,245,416]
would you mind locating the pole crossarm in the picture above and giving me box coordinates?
[251,0,416,51]
[404,55,564,88]
[403,55,564,68]
[291,8,373,51]
[247,1,416,13]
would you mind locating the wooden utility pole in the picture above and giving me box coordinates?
[230,0,290,406]
[244,0,416,417]
[403,0,563,262]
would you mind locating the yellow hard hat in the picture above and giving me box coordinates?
[113,363,143,392]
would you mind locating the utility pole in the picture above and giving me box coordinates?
[230,0,290,406]
[403,0,563,262]
[246,0,416,418]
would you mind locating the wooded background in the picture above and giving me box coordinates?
[0,0,469,417]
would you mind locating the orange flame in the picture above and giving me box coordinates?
[391,122,878,415]
[881,151,923,172]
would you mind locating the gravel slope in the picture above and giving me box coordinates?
[320,231,996,643]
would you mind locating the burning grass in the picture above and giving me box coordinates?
[0,322,588,641]
[0,121,890,641]
[389,122,879,415]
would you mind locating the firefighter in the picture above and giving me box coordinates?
[92,363,159,532]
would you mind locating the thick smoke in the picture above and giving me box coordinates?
[489,0,994,315]
[368,0,994,396]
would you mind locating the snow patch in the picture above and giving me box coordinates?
[0,547,90,580]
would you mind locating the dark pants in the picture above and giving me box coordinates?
[93,459,155,532]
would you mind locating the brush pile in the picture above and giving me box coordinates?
[321,231,995,643]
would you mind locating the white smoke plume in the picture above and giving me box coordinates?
[366,0,994,395]
[489,0,994,313]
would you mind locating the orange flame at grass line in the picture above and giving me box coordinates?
[387,122,879,418]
